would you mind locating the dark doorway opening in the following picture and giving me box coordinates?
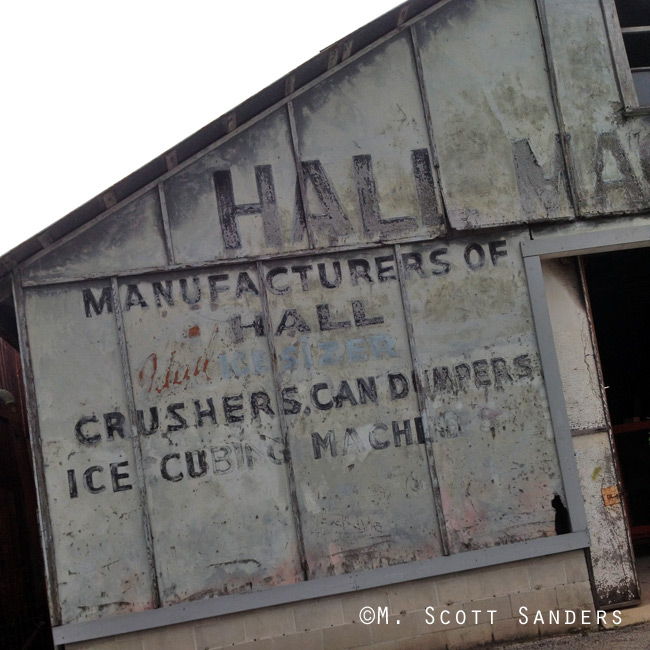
[0,336,53,650]
[583,248,650,551]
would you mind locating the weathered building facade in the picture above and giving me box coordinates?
[2,0,650,648]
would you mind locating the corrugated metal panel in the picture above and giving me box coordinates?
[415,0,574,228]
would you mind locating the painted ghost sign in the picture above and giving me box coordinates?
[15,0,609,633]
[23,225,566,626]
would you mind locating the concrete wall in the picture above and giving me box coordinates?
[67,551,596,650]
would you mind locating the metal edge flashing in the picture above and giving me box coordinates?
[286,102,317,251]
[576,257,640,601]
[52,530,589,645]
[256,260,309,580]
[598,0,640,112]
[623,105,650,117]
[18,232,452,289]
[408,24,452,233]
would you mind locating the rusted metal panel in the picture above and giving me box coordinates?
[291,32,446,248]
[24,283,153,624]
[541,0,650,216]
[164,109,306,265]
[115,268,303,604]
[22,189,168,284]
[401,230,564,552]
[261,249,444,577]
[415,0,573,228]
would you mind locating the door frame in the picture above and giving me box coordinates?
[521,224,650,602]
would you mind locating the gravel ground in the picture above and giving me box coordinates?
[486,622,650,650]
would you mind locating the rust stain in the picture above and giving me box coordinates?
[601,486,620,507]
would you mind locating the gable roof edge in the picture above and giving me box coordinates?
[0,0,447,291]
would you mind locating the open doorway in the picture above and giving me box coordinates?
[0,335,53,650]
[583,247,650,552]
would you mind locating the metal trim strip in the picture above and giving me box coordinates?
[111,277,162,608]
[256,260,309,580]
[393,242,450,556]
[523,254,589,533]
[521,225,650,258]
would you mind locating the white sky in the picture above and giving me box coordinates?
[0,0,401,257]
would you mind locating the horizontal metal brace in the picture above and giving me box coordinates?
[521,224,650,259]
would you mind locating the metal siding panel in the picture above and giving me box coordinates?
[261,249,443,577]
[543,0,650,216]
[292,33,446,248]
[415,0,573,228]
[117,268,302,605]
[24,283,153,624]
[573,432,639,605]
[542,258,608,432]
[22,190,168,283]
[165,109,305,264]
[401,231,565,552]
